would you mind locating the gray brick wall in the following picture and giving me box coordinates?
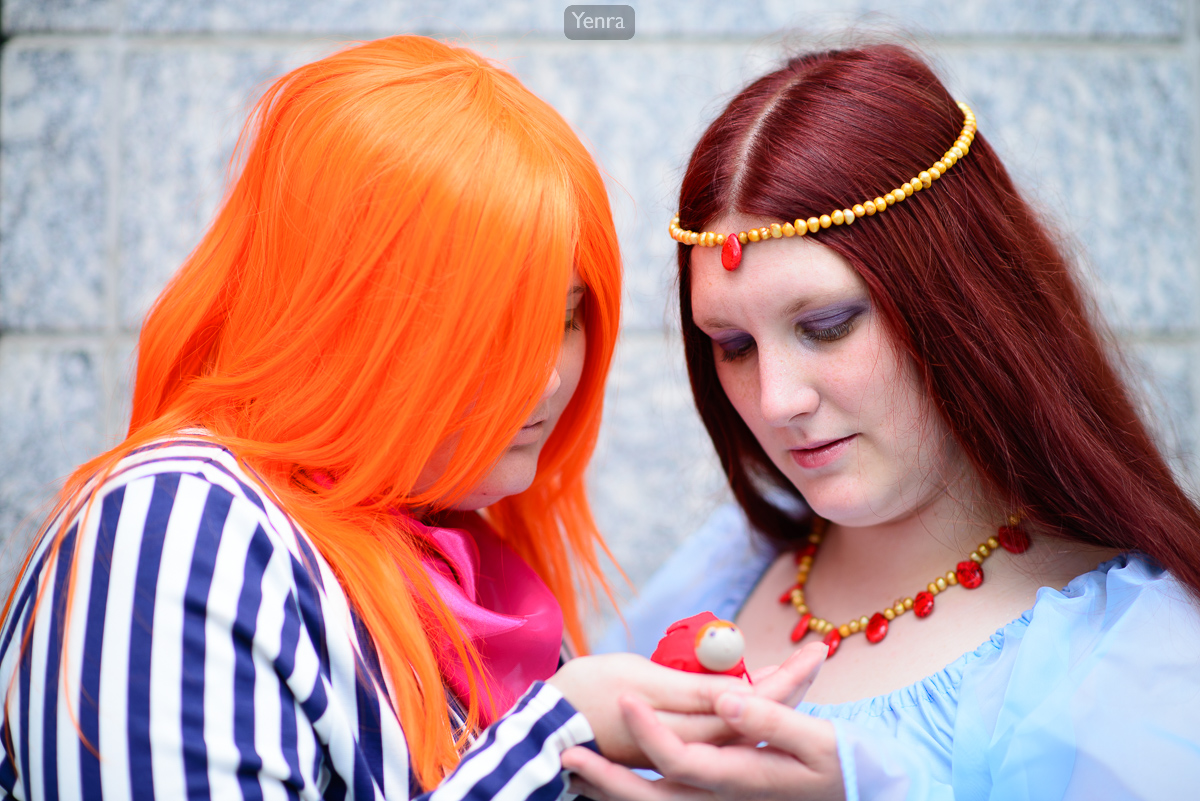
[2,0,1197,629]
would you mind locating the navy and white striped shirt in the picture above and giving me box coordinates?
[0,439,594,800]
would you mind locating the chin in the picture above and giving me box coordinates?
[451,452,539,510]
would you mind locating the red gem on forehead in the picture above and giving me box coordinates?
[721,234,742,271]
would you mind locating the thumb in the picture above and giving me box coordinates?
[715,692,831,764]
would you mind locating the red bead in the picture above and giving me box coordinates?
[913,591,935,618]
[822,628,842,657]
[790,613,812,643]
[998,525,1030,554]
[799,543,818,558]
[865,612,888,644]
[778,584,800,604]
[956,560,984,589]
[721,234,742,270]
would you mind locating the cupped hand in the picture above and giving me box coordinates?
[561,679,843,801]
[548,642,827,767]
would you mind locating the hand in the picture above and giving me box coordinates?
[561,689,844,801]
[548,643,826,766]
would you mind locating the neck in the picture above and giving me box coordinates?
[815,473,1001,595]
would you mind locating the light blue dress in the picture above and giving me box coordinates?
[597,505,1200,800]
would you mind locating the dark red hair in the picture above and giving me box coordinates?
[677,44,1200,597]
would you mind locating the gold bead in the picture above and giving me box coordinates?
[936,577,947,591]
[843,209,855,224]
[716,233,726,245]
[919,171,932,187]
[808,532,821,544]
[978,543,990,557]
[864,200,877,215]
[927,582,939,595]
[859,615,870,628]
[1008,513,1021,526]
[904,597,914,609]
[910,177,922,192]
[807,217,820,233]
[946,571,958,586]
[770,223,782,238]
[809,617,821,631]
[782,222,796,237]
[902,183,914,197]
[875,196,887,210]
[893,603,905,616]
[987,536,1000,550]
[848,620,860,634]
[831,210,845,225]
[934,160,947,172]
[838,624,851,637]
[950,146,964,159]
[883,608,896,620]
[747,228,760,242]
[970,552,983,563]
[759,227,771,240]
[700,232,711,246]
[929,167,941,180]
[819,215,832,229]
[690,232,700,245]
[853,204,866,217]
[796,603,808,614]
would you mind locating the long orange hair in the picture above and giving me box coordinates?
[5,35,620,787]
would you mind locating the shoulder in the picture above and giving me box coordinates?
[952,554,1200,795]
[596,504,776,655]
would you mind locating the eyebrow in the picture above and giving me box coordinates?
[695,295,863,331]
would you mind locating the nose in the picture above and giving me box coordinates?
[540,368,562,402]
[757,347,819,427]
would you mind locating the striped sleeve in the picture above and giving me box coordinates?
[0,444,597,801]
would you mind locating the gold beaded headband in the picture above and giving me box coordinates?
[669,101,977,270]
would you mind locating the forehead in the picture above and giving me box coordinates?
[689,215,865,326]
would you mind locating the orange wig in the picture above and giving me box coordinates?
[6,35,621,787]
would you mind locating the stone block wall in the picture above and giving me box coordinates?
[2,0,1196,629]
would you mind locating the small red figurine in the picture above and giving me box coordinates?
[650,611,750,680]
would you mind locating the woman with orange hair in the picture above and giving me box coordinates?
[0,36,808,801]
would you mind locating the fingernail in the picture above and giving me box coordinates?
[718,692,745,722]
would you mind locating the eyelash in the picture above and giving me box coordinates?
[565,309,582,332]
[716,314,859,362]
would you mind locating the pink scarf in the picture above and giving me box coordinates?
[410,512,563,726]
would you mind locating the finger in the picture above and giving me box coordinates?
[748,664,779,683]
[751,642,827,707]
[715,692,836,764]
[620,694,700,776]
[654,711,733,745]
[635,663,749,714]
[563,744,706,801]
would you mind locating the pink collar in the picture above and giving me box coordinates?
[411,512,563,726]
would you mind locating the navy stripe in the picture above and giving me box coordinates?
[290,556,330,678]
[454,686,542,774]
[180,487,233,801]
[41,522,79,801]
[232,525,273,801]
[16,600,33,801]
[0,545,53,669]
[127,472,180,800]
[79,485,127,801]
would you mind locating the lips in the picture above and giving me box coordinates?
[790,435,856,470]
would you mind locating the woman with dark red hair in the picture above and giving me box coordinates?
[576,44,1200,799]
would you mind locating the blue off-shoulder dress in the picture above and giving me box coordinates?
[597,505,1200,800]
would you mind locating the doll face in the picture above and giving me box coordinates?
[416,271,587,510]
[689,215,959,528]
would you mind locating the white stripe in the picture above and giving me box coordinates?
[97,475,156,800]
[55,497,105,801]
[253,545,290,801]
[294,696,320,800]
[203,496,259,799]
[148,476,209,801]
[25,553,57,801]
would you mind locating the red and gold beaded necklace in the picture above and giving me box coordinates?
[781,514,1031,657]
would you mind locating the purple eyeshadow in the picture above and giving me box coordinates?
[795,300,870,331]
